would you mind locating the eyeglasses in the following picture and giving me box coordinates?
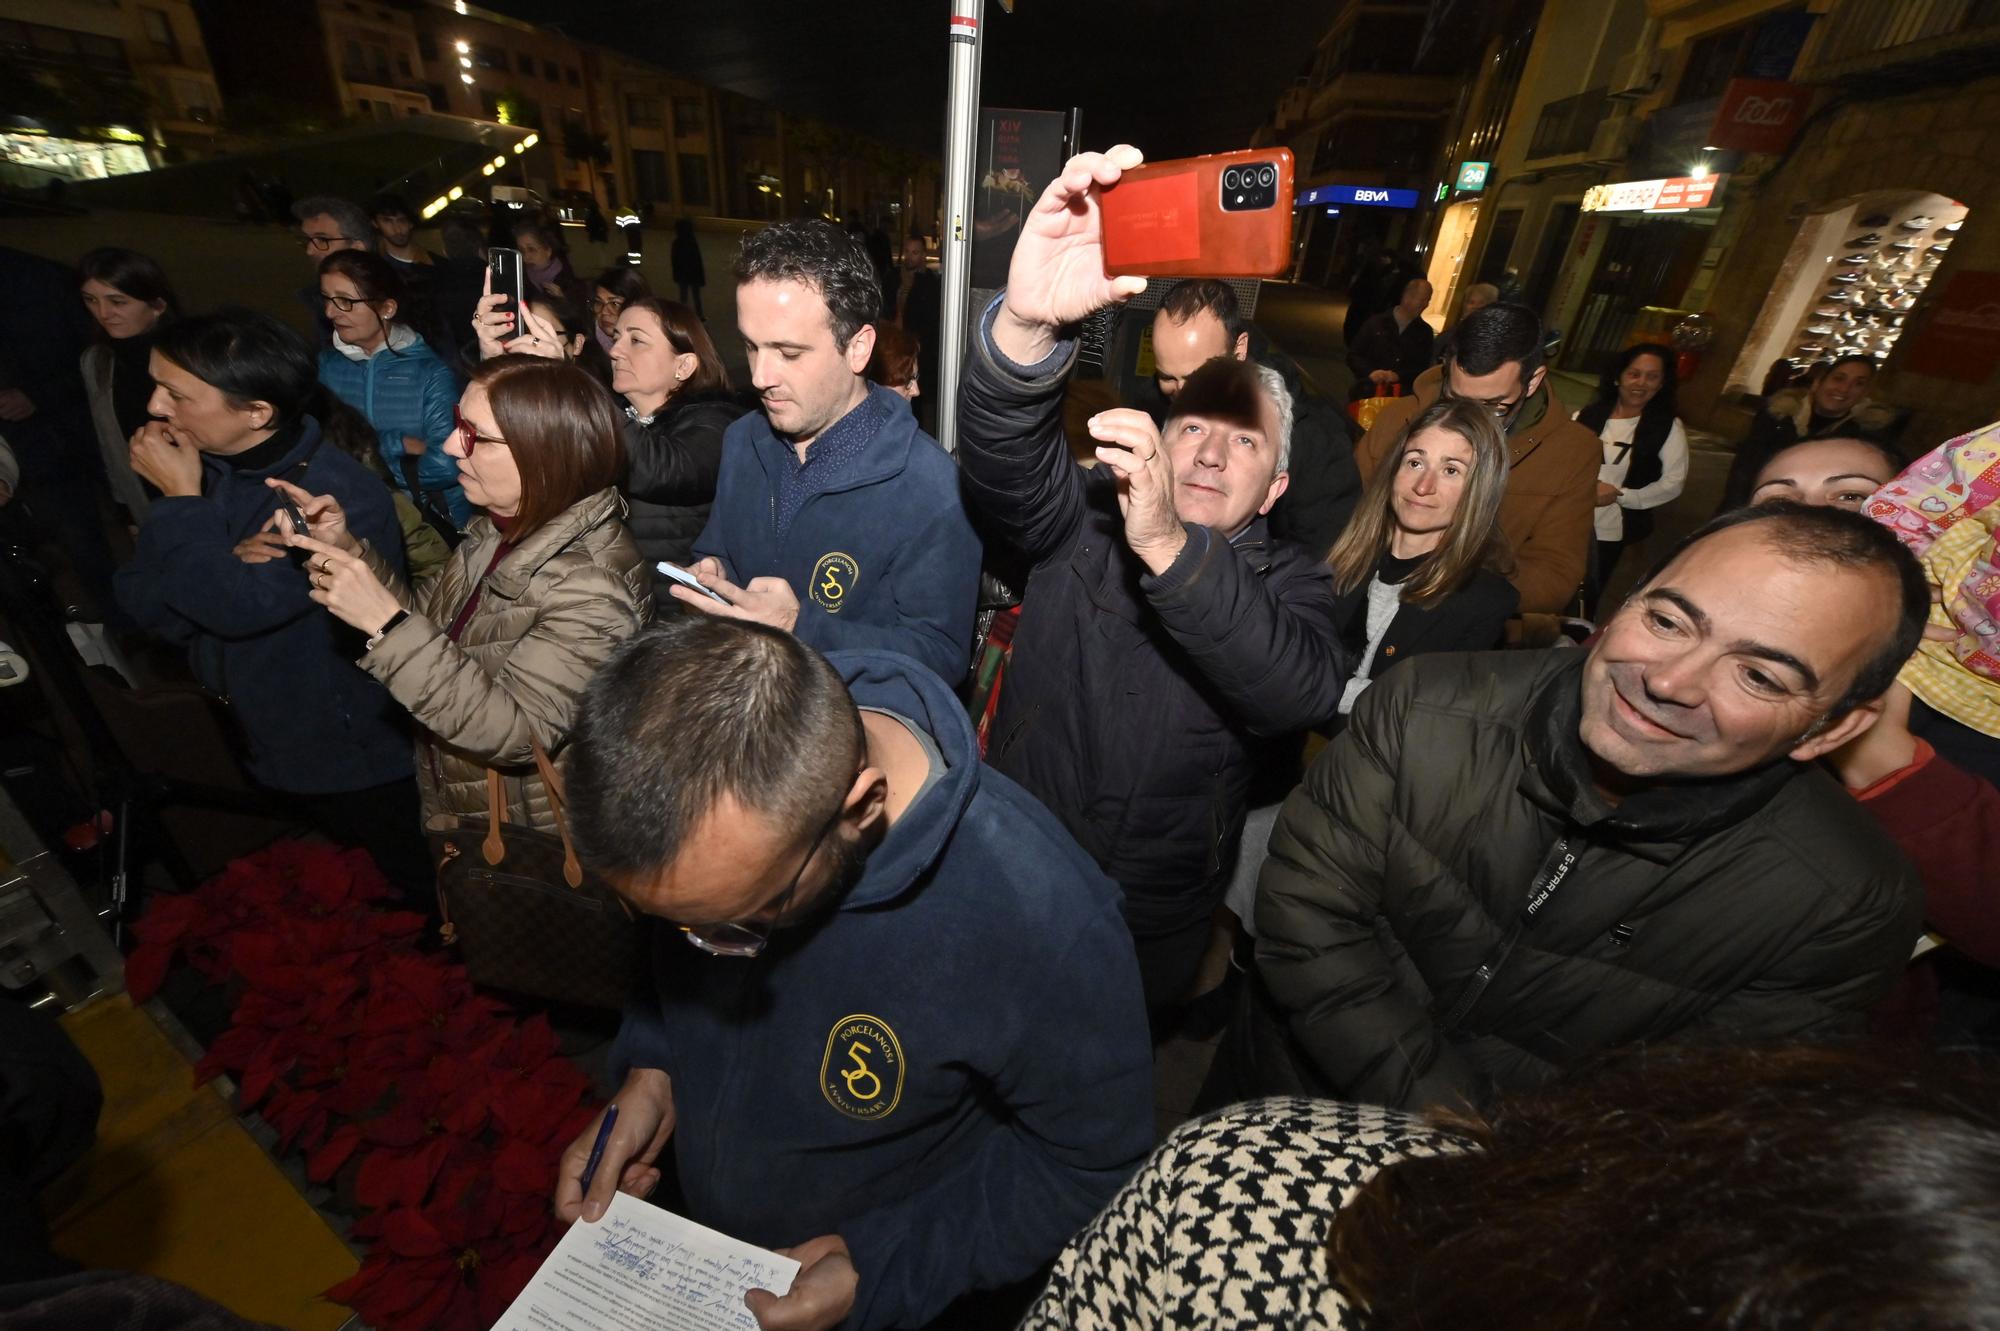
[301,233,351,252]
[319,290,363,313]
[453,404,508,454]
[1443,368,1530,422]
[679,804,842,959]
[588,296,626,314]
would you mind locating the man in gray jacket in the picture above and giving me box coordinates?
[1218,501,1931,1111]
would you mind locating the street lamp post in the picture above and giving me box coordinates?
[935,0,984,455]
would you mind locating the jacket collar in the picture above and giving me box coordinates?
[330,323,420,362]
[746,383,919,496]
[472,486,626,600]
[200,415,321,484]
[1516,650,1796,859]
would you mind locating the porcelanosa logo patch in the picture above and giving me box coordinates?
[820,1013,904,1120]
[810,552,860,612]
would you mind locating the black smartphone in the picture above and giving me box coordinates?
[275,497,308,537]
[489,246,525,321]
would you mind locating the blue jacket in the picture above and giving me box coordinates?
[614,649,1154,1330]
[319,327,471,528]
[113,416,414,795]
[691,386,980,682]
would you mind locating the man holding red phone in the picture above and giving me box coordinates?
[958,145,1345,1020]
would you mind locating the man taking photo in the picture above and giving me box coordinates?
[554,618,1153,1331]
[957,145,1345,1019]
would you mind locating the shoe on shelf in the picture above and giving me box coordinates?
[1845,233,1884,247]
[1900,214,1936,230]
[1858,211,1892,226]
[1804,324,1834,335]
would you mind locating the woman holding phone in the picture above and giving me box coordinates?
[275,355,650,832]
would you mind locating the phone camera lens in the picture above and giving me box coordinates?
[1223,168,1241,190]
[1258,166,1277,188]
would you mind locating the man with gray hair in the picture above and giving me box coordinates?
[291,194,374,345]
[957,145,1345,1022]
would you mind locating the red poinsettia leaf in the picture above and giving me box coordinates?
[123,939,177,1003]
[324,1252,392,1304]
[477,1248,546,1326]
[379,1205,451,1258]
[499,1189,551,1237]
[306,1124,363,1183]
[398,1135,454,1210]
[490,1136,553,1197]
[356,1145,408,1209]
[238,1040,296,1108]
[386,1267,471,1331]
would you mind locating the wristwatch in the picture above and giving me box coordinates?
[366,609,410,651]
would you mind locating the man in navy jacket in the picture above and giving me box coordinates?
[674,221,981,684]
[558,618,1154,1331]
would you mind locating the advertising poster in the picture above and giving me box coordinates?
[971,108,1071,289]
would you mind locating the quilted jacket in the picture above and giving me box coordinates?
[358,486,650,829]
[320,326,470,528]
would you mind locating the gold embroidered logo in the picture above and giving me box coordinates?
[819,1013,904,1120]
[810,551,859,612]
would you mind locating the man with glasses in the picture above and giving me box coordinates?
[555,616,1152,1331]
[291,195,374,347]
[1352,302,1600,637]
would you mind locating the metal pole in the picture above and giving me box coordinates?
[936,0,984,454]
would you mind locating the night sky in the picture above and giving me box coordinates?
[472,1,1333,159]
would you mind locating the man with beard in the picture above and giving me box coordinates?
[554,616,1153,1331]
[1216,501,1930,1112]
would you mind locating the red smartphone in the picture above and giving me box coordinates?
[1100,148,1296,279]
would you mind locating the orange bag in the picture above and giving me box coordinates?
[1347,382,1403,430]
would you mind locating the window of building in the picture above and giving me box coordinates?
[141,8,180,62]
[426,82,448,109]
[398,51,414,77]
[173,76,211,120]
[626,94,663,128]
[677,152,710,207]
[473,44,505,70]
[1676,23,1755,103]
[565,66,580,87]
[672,95,705,135]
[543,59,559,80]
[417,31,437,60]
[518,51,535,74]
[632,148,671,204]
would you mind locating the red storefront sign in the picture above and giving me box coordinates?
[1582,175,1721,212]
[1900,271,2000,384]
[1707,78,1810,155]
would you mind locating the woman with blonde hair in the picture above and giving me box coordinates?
[1324,396,1517,722]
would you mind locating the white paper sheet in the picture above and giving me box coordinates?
[492,1192,801,1331]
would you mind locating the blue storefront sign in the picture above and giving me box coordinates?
[1296,184,1420,210]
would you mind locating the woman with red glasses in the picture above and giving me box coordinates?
[273,355,651,833]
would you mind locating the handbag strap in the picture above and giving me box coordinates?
[482,768,506,865]
[529,739,585,889]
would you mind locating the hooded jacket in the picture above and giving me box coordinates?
[957,302,1345,936]
[357,486,649,828]
[621,387,750,592]
[113,415,413,795]
[1248,648,1923,1111]
[1354,365,1600,622]
[692,384,981,683]
[613,649,1154,1331]
[319,325,470,529]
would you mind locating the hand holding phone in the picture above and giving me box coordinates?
[656,561,730,605]
[488,246,525,323]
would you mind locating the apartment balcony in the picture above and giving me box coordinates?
[1303,70,1460,125]
[1526,87,1612,161]
[1795,0,2000,83]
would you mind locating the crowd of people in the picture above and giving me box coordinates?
[0,140,1997,1331]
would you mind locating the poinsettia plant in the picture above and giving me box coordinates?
[129,841,599,1329]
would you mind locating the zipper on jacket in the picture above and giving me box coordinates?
[1437,832,1579,1032]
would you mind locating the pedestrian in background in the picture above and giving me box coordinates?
[1576,341,1687,612]
[79,246,180,525]
[513,220,590,311]
[670,218,705,317]
[1346,276,1435,401]
[866,322,922,409]
[291,195,373,347]
[1724,353,1897,509]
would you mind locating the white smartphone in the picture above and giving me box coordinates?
[656,561,730,604]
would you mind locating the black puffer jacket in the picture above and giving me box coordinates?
[622,388,751,598]
[958,309,1345,939]
[1248,648,1922,1111]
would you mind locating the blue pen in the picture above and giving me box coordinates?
[579,1103,618,1196]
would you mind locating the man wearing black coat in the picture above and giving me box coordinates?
[958,146,1345,1017]
[1148,279,1361,560]
[1345,275,1435,401]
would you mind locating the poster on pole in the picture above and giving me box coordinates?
[970,108,1072,289]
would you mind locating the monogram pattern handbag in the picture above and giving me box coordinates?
[430,740,644,1010]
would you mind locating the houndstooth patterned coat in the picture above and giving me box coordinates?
[1019,1098,1465,1329]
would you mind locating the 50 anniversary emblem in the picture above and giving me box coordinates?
[820,1013,904,1120]
[810,552,860,612]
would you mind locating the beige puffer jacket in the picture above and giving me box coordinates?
[359,486,651,829]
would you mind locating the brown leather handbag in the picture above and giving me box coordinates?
[430,741,644,1010]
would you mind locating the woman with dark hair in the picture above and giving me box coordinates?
[1322,397,1517,722]
[1575,341,1686,607]
[111,308,428,897]
[277,356,650,831]
[608,296,748,600]
[79,246,180,521]
[316,249,469,532]
[513,220,591,311]
[1024,1043,2000,1330]
[589,264,651,357]
[1725,353,1898,511]
[866,322,921,408]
